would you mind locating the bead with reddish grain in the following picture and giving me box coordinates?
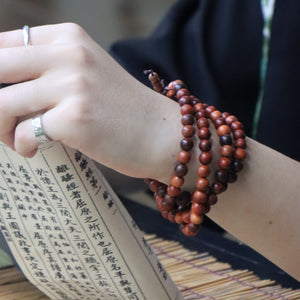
[168,211,176,223]
[211,182,227,194]
[205,106,216,116]
[220,145,232,157]
[182,125,194,137]
[161,210,169,219]
[199,152,212,165]
[190,212,204,225]
[193,102,205,112]
[180,104,193,115]
[157,185,166,197]
[177,151,190,164]
[149,180,160,192]
[222,112,230,119]
[233,129,245,140]
[176,88,190,99]
[171,175,184,188]
[214,117,225,128]
[195,109,206,119]
[210,110,222,121]
[181,224,198,236]
[192,190,207,203]
[180,138,193,151]
[197,165,210,177]
[181,114,194,125]
[167,185,181,197]
[235,148,246,160]
[155,195,164,211]
[175,212,184,224]
[225,115,237,125]
[162,194,176,211]
[199,139,211,152]
[218,157,231,170]
[198,127,211,139]
[231,121,243,131]
[175,163,188,177]
[235,138,246,149]
[166,89,175,98]
[168,80,183,90]
[188,222,201,233]
[208,193,218,205]
[191,202,206,215]
[196,177,209,192]
[182,211,190,223]
[178,96,191,106]
[220,134,233,145]
[217,125,230,136]
[197,117,209,128]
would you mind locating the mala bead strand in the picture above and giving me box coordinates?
[144,72,246,237]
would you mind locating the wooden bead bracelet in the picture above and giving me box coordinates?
[144,70,246,236]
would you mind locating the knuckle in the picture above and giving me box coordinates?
[62,22,86,38]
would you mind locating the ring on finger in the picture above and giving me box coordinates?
[31,115,51,144]
[22,25,31,47]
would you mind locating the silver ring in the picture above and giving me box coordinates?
[22,25,30,47]
[31,115,50,144]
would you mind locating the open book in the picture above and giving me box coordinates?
[0,141,183,300]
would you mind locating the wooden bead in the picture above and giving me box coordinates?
[180,138,193,151]
[175,212,184,224]
[195,109,206,119]
[182,125,194,137]
[222,112,230,119]
[210,110,222,121]
[161,210,169,219]
[205,106,216,116]
[180,104,193,115]
[166,89,175,98]
[214,117,225,128]
[195,177,209,192]
[198,127,211,139]
[220,145,232,157]
[182,211,190,223]
[211,182,227,194]
[220,134,233,145]
[215,169,228,183]
[191,202,206,215]
[180,224,199,236]
[197,165,210,177]
[171,175,184,188]
[175,163,188,177]
[162,194,176,211]
[225,115,237,125]
[192,190,207,204]
[218,157,231,170]
[193,103,205,112]
[197,117,209,128]
[155,195,164,211]
[199,139,211,152]
[234,148,246,160]
[168,211,176,223]
[227,170,237,183]
[178,96,191,106]
[208,193,218,205]
[235,138,246,149]
[232,160,243,172]
[190,212,204,225]
[233,129,245,140]
[217,125,230,136]
[176,88,190,99]
[231,121,243,131]
[199,152,212,165]
[177,151,190,164]
[181,114,194,125]
[149,180,159,192]
[168,80,183,90]
[167,185,181,197]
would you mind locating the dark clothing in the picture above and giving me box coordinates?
[111,0,300,161]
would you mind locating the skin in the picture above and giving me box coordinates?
[0,23,299,281]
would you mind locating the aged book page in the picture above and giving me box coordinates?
[0,141,183,300]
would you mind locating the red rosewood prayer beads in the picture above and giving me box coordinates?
[144,71,246,236]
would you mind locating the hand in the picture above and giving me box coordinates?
[0,23,182,180]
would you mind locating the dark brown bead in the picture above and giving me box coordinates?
[149,180,160,192]
[175,212,184,224]
[227,170,237,183]
[211,182,228,194]
[233,129,245,140]
[214,117,225,128]
[220,134,233,145]
[232,160,243,172]
[197,117,209,128]
[177,151,190,164]
[155,195,164,211]
[181,224,199,236]
[222,112,230,119]
[191,98,199,106]
[198,127,211,139]
[231,121,243,131]
[181,114,194,125]
[210,110,222,121]
[215,169,228,183]
[220,145,232,157]
[197,165,210,177]
[234,138,246,149]
[168,210,176,223]
[217,125,230,136]
[144,178,151,185]
[180,138,193,151]
[218,157,231,170]
[176,88,190,99]
[199,139,212,152]
[182,125,195,137]
[157,185,166,197]
[167,185,181,197]
[192,190,207,204]
[162,194,176,211]
[234,148,246,160]
[171,175,184,188]
[175,163,188,177]
[193,103,205,112]
[208,193,218,206]
[180,104,193,115]
[199,152,212,165]
[195,177,209,192]
[178,96,191,106]
[182,211,190,223]
[161,210,169,219]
